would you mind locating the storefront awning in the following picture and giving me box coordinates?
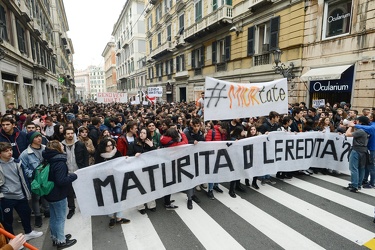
[300,64,352,81]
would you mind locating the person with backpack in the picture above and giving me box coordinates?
[0,142,43,242]
[42,140,77,249]
[19,131,50,228]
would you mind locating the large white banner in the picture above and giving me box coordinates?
[97,92,128,103]
[73,132,352,216]
[204,77,288,121]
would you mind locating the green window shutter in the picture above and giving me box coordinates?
[181,54,185,70]
[247,26,255,56]
[192,50,196,68]
[213,0,217,10]
[225,35,231,61]
[200,46,205,67]
[269,16,280,51]
[212,41,217,63]
[176,56,180,71]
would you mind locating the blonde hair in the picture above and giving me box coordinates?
[47,140,64,153]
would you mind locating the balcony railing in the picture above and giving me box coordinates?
[249,0,273,10]
[184,5,233,41]
[254,53,270,66]
[150,41,173,59]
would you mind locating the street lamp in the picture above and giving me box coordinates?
[273,49,295,81]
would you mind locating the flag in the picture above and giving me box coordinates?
[142,91,156,104]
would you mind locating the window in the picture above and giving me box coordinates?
[212,36,231,64]
[323,0,352,39]
[191,46,204,68]
[0,4,8,42]
[195,0,202,22]
[164,0,172,12]
[166,59,173,75]
[16,21,27,54]
[149,39,152,52]
[148,15,153,30]
[176,54,185,72]
[156,5,162,22]
[247,16,279,56]
[213,0,218,10]
[178,14,184,35]
[157,32,161,46]
[156,63,162,81]
[167,25,171,41]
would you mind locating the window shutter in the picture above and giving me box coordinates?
[192,50,196,68]
[269,16,280,51]
[200,46,205,67]
[170,59,173,73]
[225,35,231,61]
[247,26,255,56]
[182,54,185,70]
[212,41,217,63]
[176,56,180,71]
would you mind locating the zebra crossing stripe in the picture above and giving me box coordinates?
[173,193,245,250]
[122,209,165,249]
[64,209,93,250]
[280,177,374,216]
[312,175,375,197]
[215,186,325,249]
[257,184,375,245]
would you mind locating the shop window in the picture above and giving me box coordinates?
[323,0,352,39]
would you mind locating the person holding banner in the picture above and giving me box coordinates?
[128,128,157,214]
[245,125,263,188]
[344,116,370,193]
[95,137,131,228]
[160,127,189,210]
[42,140,77,249]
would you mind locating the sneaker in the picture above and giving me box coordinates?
[116,218,131,224]
[363,183,374,189]
[44,211,50,218]
[35,216,42,228]
[261,179,266,186]
[192,195,201,203]
[109,218,116,228]
[187,200,193,210]
[213,186,223,193]
[53,234,72,246]
[265,179,276,185]
[306,169,314,174]
[165,204,178,210]
[251,183,260,190]
[56,239,77,250]
[67,209,75,219]
[284,174,293,179]
[201,183,207,189]
[150,208,156,212]
[229,191,236,198]
[207,190,215,200]
[139,209,146,215]
[25,230,43,241]
[195,185,201,191]
[349,187,359,193]
[300,170,311,176]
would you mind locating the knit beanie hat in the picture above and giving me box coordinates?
[27,131,42,144]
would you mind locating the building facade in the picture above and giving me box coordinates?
[112,0,147,101]
[74,68,89,102]
[0,0,75,114]
[101,40,117,92]
[145,0,374,109]
[88,65,105,101]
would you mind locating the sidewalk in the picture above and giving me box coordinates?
[13,212,49,250]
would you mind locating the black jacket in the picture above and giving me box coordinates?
[42,148,77,202]
[63,140,89,169]
[184,127,205,144]
[88,124,100,149]
[127,139,155,156]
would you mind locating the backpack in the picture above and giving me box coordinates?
[31,162,54,196]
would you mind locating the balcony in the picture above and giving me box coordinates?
[174,35,185,48]
[121,38,128,49]
[249,0,274,12]
[174,70,189,79]
[19,0,32,22]
[184,5,233,43]
[254,53,270,66]
[32,19,42,36]
[41,33,49,45]
[150,41,173,59]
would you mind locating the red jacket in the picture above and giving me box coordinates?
[160,133,188,147]
[204,125,223,141]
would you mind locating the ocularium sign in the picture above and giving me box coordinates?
[312,81,349,92]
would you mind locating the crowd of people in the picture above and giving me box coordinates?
[0,98,374,249]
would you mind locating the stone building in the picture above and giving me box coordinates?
[145,0,375,109]
[112,0,147,102]
[0,0,75,114]
[101,40,117,93]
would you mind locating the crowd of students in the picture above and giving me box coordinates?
[0,100,374,249]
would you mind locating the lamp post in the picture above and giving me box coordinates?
[272,49,295,81]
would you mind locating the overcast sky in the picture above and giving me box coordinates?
[63,0,125,70]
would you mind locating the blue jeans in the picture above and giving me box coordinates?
[349,150,365,189]
[49,198,67,243]
[364,150,375,185]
